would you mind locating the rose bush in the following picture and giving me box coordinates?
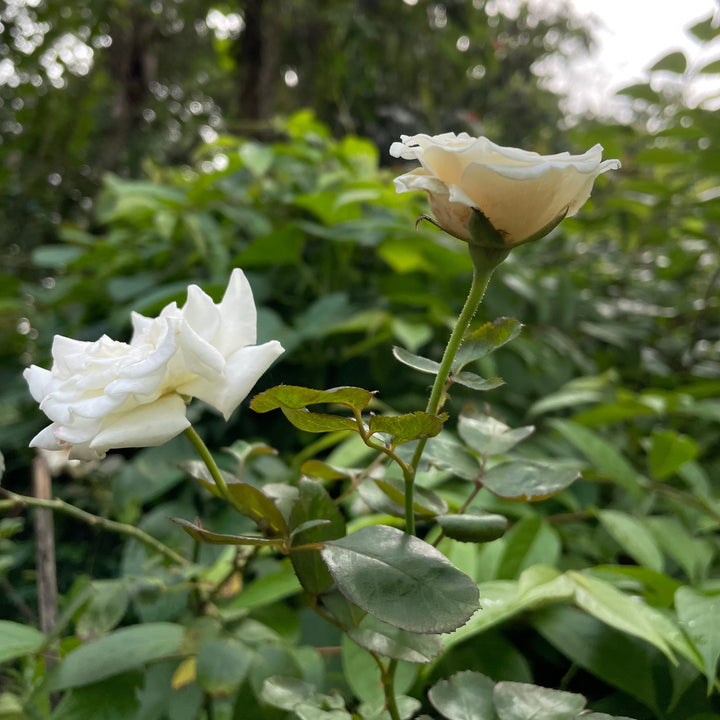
[390,133,620,245]
[24,269,284,460]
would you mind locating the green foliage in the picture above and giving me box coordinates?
[47,623,185,690]
[3,8,720,717]
[321,525,479,634]
[0,622,44,664]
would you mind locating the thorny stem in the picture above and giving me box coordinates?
[0,491,188,566]
[183,425,247,516]
[406,247,507,535]
[351,408,412,475]
[369,653,401,720]
[309,588,402,719]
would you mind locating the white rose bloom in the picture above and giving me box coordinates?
[24,269,284,460]
[390,133,621,246]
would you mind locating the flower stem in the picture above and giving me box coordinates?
[183,426,246,515]
[405,245,508,535]
[0,492,188,566]
[370,654,400,720]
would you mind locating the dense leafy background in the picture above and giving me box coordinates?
[1,1,720,718]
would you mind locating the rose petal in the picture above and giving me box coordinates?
[390,133,620,245]
[29,424,64,452]
[183,284,221,343]
[89,394,190,454]
[179,340,284,419]
[23,366,54,403]
[216,268,257,353]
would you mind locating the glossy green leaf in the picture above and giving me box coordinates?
[172,517,284,547]
[551,420,644,499]
[529,389,604,417]
[222,440,277,466]
[597,510,664,572]
[446,566,689,673]
[445,570,573,652]
[452,318,523,372]
[531,605,662,714]
[251,385,374,413]
[341,634,417,705]
[358,695,420,720]
[260,676,349,718]
[229,481,290,536]
[282,407,359,433]
[356,477,431,519]
[260,676,319,711]
[675,587,720,690]
[451,371,505,392]
[321,525,479,633]
[392,346,441,375]
[226,562,302,611]
[497,518,561,580]
[428,670,496,720]
[196,638,251,696]
[300,460,353,481]
[369,411,446,442]
[290,519,332,538]
[290,479,346,595]
[458,415,534,456]
[592,565,682,608]
[493,681,585,720]
[0,621,44,663]
[647,430,698,480]
[75,580,129,640]
[348,615,443,663]
[436,513,508,543]
[568,572,674,660]
[645,517,713,585]
[322,589,367,630]
[51,674,142,720]
[180,459,238,498]
[185,467,289,538]
[482,461,579,502]
[48,623,185,690]
[649,50,687,74]
[423,433,481,480]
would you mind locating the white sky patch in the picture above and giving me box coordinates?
[532,0,720,116]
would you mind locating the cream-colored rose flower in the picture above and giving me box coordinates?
[390,132,620,246]
[24,269,284,460]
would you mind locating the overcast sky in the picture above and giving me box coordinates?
[540,0,720,116]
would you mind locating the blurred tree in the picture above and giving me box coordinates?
[0,0,592,256]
